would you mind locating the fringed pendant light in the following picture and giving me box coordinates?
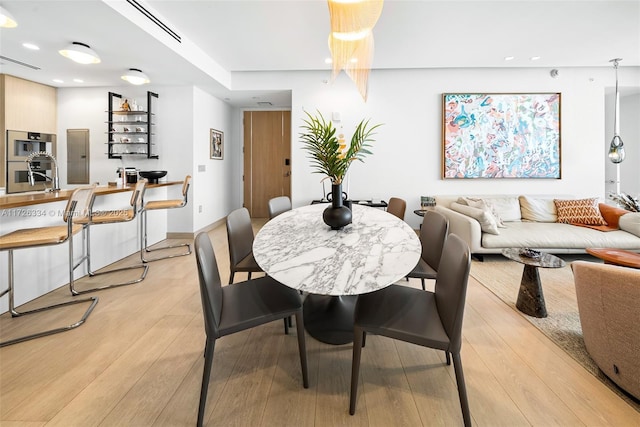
[327,0,384,101]
[608,58,625,164]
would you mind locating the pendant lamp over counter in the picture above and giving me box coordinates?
[327,0,384,101]
[121,68,150,85]
[608,58,625,164]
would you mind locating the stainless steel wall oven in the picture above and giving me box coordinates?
[6,130,57,194]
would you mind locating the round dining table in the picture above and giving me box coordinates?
[253,203,421,345]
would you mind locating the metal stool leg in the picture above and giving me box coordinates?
[140,209,191,263]
[69,222,148,295]
[1,250,99,348]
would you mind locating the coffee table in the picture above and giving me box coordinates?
[586,248,640,268]
[501,248,566,318]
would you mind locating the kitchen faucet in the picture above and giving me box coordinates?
[25,151,60,192]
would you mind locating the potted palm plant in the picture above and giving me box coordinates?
[299,110,381,229]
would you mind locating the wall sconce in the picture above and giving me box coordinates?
[0,6,18,28]
[59,42,101,64]
[121,68,150,85]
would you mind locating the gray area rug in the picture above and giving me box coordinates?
[470,254,640,412]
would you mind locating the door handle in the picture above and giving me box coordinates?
[284,171,291,177]
[81,155,87,158]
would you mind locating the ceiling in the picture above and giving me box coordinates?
[1,0,639,107]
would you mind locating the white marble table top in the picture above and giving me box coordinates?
[253,203,421,296]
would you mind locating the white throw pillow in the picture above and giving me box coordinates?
[450,202,500,235]
[519,196,557,222]
[619,212,640,238]
[484,197,522,222]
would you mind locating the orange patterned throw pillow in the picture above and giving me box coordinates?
[554,198,607,225]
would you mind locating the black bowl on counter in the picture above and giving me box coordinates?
[139,170,167,184]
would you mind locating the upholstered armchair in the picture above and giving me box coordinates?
[571,261,640,399]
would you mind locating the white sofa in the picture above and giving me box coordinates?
[434,195,640,256]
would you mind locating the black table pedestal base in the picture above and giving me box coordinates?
[303,294,357,345]
[516,265,548,318]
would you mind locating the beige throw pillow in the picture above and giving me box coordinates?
[484,197,522,221]
[554,198,607,225]
[458,197,506,228]
[519,196,557,222]
[450,202,500,235]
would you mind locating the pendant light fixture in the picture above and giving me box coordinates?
[608,58,625,164]
[121,68,150,85]
[59,42,101,64]
[0,6,18,27]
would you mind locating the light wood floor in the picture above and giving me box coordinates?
[1,220,639,426]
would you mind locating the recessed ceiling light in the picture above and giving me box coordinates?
[73,78,84,83]
[530,56,541,61]
[22,42,39,50]
[52,79,64,83]
[324,57,333,64]
[504,56,515,61]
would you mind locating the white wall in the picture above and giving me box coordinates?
[233,66,640,228]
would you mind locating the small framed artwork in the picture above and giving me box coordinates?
[442,93,561,179]
[210,129,223,160]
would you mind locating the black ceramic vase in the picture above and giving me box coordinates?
[323,183,352,230]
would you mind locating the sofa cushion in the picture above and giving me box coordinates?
[519,196,557,222]
[619,212,640,238]
[481,221,640,249]
[450,202,500,235]
[554,198,606,225]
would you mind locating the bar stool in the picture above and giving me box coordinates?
[71,179,149,295]
[0,186,99,347]
[140,175,192,263]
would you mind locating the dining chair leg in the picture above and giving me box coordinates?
[283,318,289,335]
[349,325,364,415]
[421,278,426,290]
[294,310,309,388]
[452,353,472,427]
[362,331,366,348]
[247,272,252,280]
[446,351,451,365]
[197,338,216,427]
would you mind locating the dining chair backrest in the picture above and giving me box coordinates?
[195,232,223,338]
[226,207,254,268]
[268,196,292,219]
[387,197,406,220]
[434,234,471,353]
[421,210,449,269]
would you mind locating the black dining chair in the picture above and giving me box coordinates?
[349,234,472,426]
[194,232,309,427]
[387,197,407,220]
[268,196,292,219]
[406,210,449,291]
[226,207,263,284]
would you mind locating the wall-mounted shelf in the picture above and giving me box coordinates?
[107,91,158,159]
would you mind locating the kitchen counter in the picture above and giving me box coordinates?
[0,181,183,210]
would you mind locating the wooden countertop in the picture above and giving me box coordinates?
[0,181,183,209]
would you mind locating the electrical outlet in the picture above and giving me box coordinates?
[198,205,203,213]
[198,164,206,172]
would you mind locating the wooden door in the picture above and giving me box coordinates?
[243,111,291,217]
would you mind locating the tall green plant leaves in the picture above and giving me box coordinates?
[299,111,381,184]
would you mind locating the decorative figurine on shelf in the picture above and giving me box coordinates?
[121,99,131,111]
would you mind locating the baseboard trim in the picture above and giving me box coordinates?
[166,217,226,240]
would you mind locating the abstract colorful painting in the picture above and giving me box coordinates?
[442,93,561,179]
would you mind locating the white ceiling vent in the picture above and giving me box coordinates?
[257,101,273,106]
[126,0,181,43]
[0,55,40,70]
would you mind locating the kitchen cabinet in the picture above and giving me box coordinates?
[106,91,158,159]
